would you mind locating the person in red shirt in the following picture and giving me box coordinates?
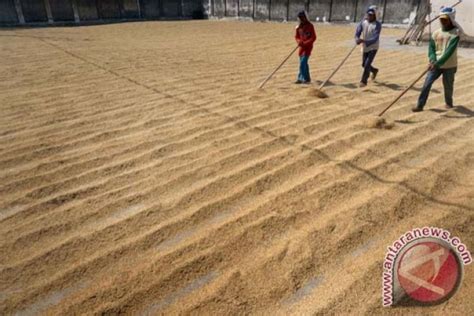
[295,11,317,84]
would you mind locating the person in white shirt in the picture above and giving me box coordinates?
[355,8,382,87]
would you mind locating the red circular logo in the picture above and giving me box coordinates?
[396,240,462,304]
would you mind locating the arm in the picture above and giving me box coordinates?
[428,38,437,63]
[303,25,317,45]
[434,36,459,68]
[355,22,363,41]
[295,27,302,45]
[364,22,381,46]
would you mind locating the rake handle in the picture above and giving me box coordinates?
[258,45,299,89]
[398,0,462,45]
[318,44,357,90]
[378,67,430,117]
[426,0,462,24]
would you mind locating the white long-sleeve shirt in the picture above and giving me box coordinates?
[355,19,382,53]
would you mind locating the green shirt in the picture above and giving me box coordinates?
[429,27,460,69]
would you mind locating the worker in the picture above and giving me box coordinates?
[413,6,463,112]
[295,11,317,84]
[355,8,382,87]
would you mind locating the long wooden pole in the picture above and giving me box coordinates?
[400,0,462,43]
[258,46,299,89]
[426,0,462,24]
[378,68,429,116]
[318,44,357,90]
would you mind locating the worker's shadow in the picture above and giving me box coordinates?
[314,80,358,89]
[394,119,421,124]
[315,80,441,94]
[341,83,358,89]
[375,81,440,93]
[314,80,335,86]
[443,105,474,118]
[375,81,404,91]
[429,108,448,113]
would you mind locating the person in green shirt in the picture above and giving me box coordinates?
[413,6,462,112]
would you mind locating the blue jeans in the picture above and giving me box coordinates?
[417,67,457,108]
[298,55,311,82]
[361,50,378,84]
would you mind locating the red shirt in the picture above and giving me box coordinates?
[295,22,317,56]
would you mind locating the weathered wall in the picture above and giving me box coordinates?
[213,0,225,17]
[21,0,48,22]
[308,0,331,23]
[384,0,419,24]
[255,0,270,20]
[183,0,202,17]
[288,0,306,21]
[329,0,355,22]
[97,0,121,19]
[0,0,441,27]
[77,0,99,20]
[270,0,287,21]
[0,0,18,24]
[239,0,253,18]
[208,0,427,24]
[431,0,473,36]
[356,0,385,22]
[141,0,158,17]
[0,0,204,24]
[226,0,238,16]
[50,0,75,21]
[121,0,139,18]
[162,0,180,17]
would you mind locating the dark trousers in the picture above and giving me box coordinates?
[417,67,457,108]
[361,50,378,84]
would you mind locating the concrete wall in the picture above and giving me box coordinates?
[0,0,206,24]
[226,0,238,16]
[270,0,288,21]
[356,0,385,22]
[77,0,99,20]
[288,0,307,21]
[0,0,435,26]
[121,0,139,18]
[329,0,355,22]
[431,0,473,36]
[21,0,48,22]
[208,0,427,24]
[183,0,202,17]
[0,0,18,24]
[49,0,75,21]
[142,0,160,18]
[384,0,419,24]
[213,0,225,17]
[255,0,270,20]
[97,0,121,19]
[239,0,253,18]
[308,0,331,23]
[162,0,180,17]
